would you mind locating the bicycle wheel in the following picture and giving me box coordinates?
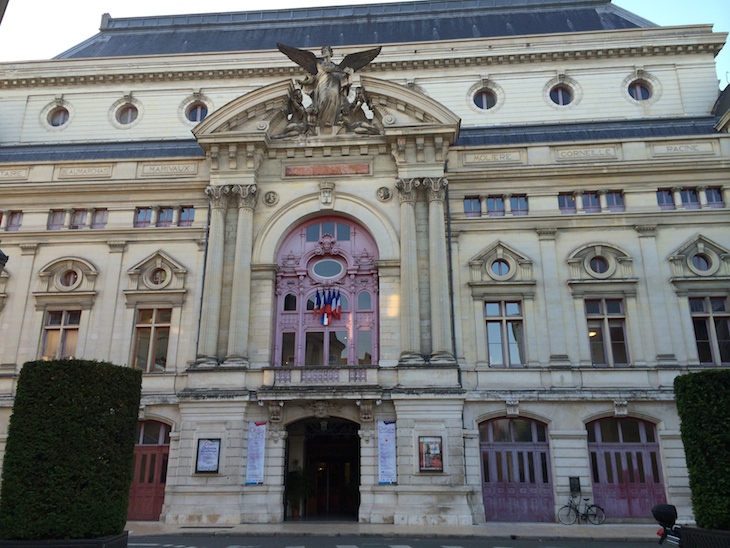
[586,504,606,525]
[558,505,578,525]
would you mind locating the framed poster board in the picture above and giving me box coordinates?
[195,438,221,473]
[418,436,443,472]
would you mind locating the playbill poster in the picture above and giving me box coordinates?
[245,421,267,484]
[378,420,396,484]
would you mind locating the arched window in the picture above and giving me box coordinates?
[274,217,379,367]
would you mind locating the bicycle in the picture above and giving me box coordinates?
[558,495,606,525]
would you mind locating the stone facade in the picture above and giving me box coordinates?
[0,0,729,527]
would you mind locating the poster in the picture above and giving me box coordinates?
[419,436,443,472]
[245,421,267,484]
[377,420,396,484]
[195,438,221,473]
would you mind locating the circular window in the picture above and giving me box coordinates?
[473,89,497,110]
[691,254,711,272]
[628,81,651,101]
[60,270,78,287]
[491,259,510,277]
[186,102,208,122]
[116,104,138,125]
[312,259,344,279]
[589,256,610,275]
[150,268,168,285]
[550,85,573,106]
[48,107,70,127]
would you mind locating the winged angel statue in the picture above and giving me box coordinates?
[276,43,382,137]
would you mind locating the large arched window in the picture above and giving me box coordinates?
[275,216,379,366]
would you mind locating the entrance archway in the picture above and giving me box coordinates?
[286,417,360,520]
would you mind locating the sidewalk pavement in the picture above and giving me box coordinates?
[126,520,659,542]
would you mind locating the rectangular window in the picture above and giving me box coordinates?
[179,206,195,226]
[357,330,372,365]
[510,195,529,216]
[706,187,724,208]
[281,333,296,366]
[558,193,576,214]
[586,298,629,367]
[582,192,601,213]
[485,301,525,368]
[7,211,23,232]
[656,189,675,210]
[133,308,171,372]
[91,208,108,229]
[680,188,700,209]
[42,310,81,359]
[69,209,87,229]
[47,210,65,230]
[689,297,730,365]
[606,191,625,212]
[156,207,174,227]
[464,196,481,218]
[134,207,152,228]
[487,196,505,217]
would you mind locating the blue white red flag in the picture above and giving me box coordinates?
[322,289,332,325]
[313,289,321,316]
[333,290,341,319]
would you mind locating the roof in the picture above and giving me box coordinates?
[56,0,655,59]
[0,118,719,163]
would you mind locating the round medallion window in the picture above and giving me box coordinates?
[491,259,510,277]
[48,107,70,127]
[116,104,138,125]
[312,259,344,279]
[589,256,610,274]
[691,253,711,272]
[628,80,651,101]
[60,270,78,287]
[473,88,497,110]
[186,102,208,122]
[150,268,168,285]
[550,85,573,106]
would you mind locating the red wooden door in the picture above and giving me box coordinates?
[480,418,554,522]
[127,421,170,521]
[588,418,666,518]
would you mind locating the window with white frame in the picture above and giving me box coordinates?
[586,298,629,367]
[42,310,81,359]
[464,196,481,218]
[47,210,65,230]
[156,207,173,227]
[69,209,86,229]
[689,296,730,365]
[558,193,576,214]
[705,187,725,208]
[179,206,195,226]
[680,188,700,210]
[656,189,675,210]
[91,208,108,229]
[485,301,525,368]
[134,207,152,228]
[487,195,505,217]
[510,195,529,216]
[133,308,171,373]
[582,192,600,213]
[605,191,625,212]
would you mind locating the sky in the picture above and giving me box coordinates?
[0,0,727,89]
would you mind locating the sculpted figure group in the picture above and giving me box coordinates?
[275,43,382,138]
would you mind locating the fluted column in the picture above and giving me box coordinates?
[423,177,455,363]
[197,185,230,364]
[395,179,423,363]
[225,184,258,365]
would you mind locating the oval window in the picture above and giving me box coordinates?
[691,254,711,272]
[550,85,573,106]
[491,259,510,277]
[186,102,208,122]
[116,104,138,125]
[312,259,344,279]
[473,88,496,110]
[628,81,651,101]
[48,107,70,127]
[589,256,610,274]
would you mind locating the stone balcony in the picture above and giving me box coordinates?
[262,365,379,388]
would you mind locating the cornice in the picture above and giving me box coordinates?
[1,26,723,90]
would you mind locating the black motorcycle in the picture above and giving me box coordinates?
[652,504,682,546]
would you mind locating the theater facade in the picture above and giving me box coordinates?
[1,0,729,526]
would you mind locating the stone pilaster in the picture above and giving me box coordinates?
[197,184,230,365]
[422,177,455,363]
[225,184,258,365]
[395,179,423,363]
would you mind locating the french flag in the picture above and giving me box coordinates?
[313,290,322,316]
[322,290,332,326]
[332,290,341,319]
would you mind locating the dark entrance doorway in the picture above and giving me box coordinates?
[286,417,359,520]
[127,421,170,521]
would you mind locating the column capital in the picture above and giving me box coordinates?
[205,185,231,209]
[420,177,448,202]
[231,184,258,210]
[395,178,418,203]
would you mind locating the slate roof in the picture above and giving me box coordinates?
[0,118,718,163]
[56,0,655,59]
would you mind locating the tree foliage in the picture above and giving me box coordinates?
[674,369,730,531]
[0,360,142,540]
